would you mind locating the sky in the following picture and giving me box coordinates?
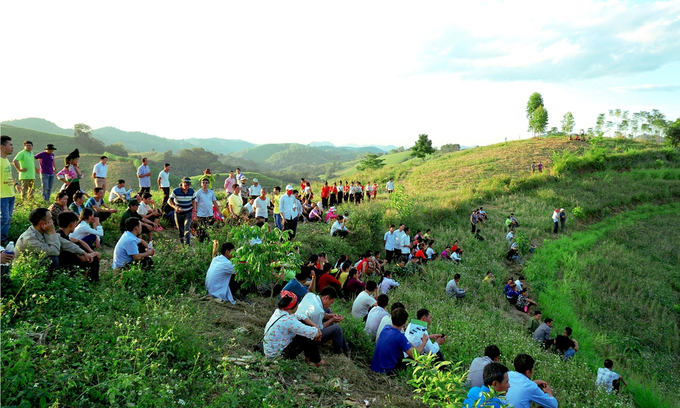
[1,0,679,149]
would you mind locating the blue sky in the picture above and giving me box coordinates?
[1,0,678,148]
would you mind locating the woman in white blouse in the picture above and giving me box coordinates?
[70,208,104,249]
[263,291,323,366]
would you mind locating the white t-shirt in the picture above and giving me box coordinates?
[425,247,435,259]
[138,201,153,216]
[365,307,389,339]
[158,170,171,188]
[253,196,271,218]
[351,291,377,319]
[386,181,394,190]
[249,184,262,196]
[109,186,127,202]
[92,162,107,178]
[400,234,411,254]
[379,277,400,294]
[244,202,254,215]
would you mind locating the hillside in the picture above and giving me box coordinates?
[228,143,377,170]
[3,135,679,408]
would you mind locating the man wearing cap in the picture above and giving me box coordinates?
[137,157,152,195]
[249,178,262,200]
[92,156,108,191]
[157,163,171,212]
[35,144,57,202]
[279,185,299,239]
[13,140,36,201]
[169,177,197,245]
[552,209,560,233]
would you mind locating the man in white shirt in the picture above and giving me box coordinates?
[248,178,262,199]
[351,280,378,319]
[205,242,237,304]
[279,185,298,239]
[365,294,389,339]
[109,179,131,205]
[253,188,271,221]
[405,309,446,362]
[398,227,412,263]
[330,215,351,237]
[157,163,171,212]
[137,157,152,195]
[296,287,349,355]
[383,224,397,264]
[195,177,220,243]
[386,178,394,193]
[92,156,108,191]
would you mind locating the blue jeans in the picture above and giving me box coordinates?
[563,348,576,361]
[175,211,192,245]
[274,213,283,230]
[1,196,15,245]
[40,173,55,201]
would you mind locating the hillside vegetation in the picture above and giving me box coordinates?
[2,135,679,408]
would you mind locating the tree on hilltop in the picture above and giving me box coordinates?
[356,153,385,171]
[73,123,106,153]
[526,93,548,137]
[561,112,575,134]
[411,134,436,162]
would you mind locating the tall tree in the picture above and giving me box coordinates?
[526,92,544,133]
[356,153,386,171]
[666,118,680,147]
[530,105,549,136]
[410,134,436,162]
[561,112,575,134]
[595,113,606,136]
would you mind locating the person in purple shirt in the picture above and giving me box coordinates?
[34,144,57,201]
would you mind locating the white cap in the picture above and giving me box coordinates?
[286,184,294,190]
[253,178,259,183]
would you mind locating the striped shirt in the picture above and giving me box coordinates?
[170,187,195,213]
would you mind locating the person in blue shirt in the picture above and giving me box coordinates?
[370,308,427,374]
[280,266,316,300]
[463,362,511,407]
[505,354,558,408]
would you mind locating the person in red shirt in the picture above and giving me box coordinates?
[414,243,428,264]
[451,240,464,255]
[317,263,342,294]
[320,181,330,209]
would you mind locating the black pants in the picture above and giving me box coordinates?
[139,187,151,196]
[337,191,343,203]
[329,194,337,206]
[332,230,348,238]
[471,223,476,233]
[175,211,192,244]
[196,216,215,243]
[385,249,395,264]
[283,218,298,240]
[95,211,111,223]
[59,250,101,282]
[283,335,320,363]
[161,187,170,211]
[553,221,559,233]
[322,197,329,209]
[65,181,80,206]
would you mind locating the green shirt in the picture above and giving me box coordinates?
[120,209,140,232]
[526,317,540,336]
[14,149,35,180]
[1,157,16,198]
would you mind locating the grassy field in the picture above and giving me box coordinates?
[2,135,679,407]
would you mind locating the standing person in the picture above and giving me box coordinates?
[372,181,378,200]
[195,177,220,243]
[559,208,566,231]
[505,354,557,408]
[343,181,350,203]
[225,184,244,220]
[470,210,478,234]
[92,156,108,191]
[223,170,237,197]
[1,135,22,244]
[552,209,560,233]
[320,181,330,209]
[531,162,536,174]
[12,140,36,201]
[137,157,152,195]
[399,227,412,263]
[271,186,282,230]
[157,163,171,212]
[365,183,373,202]
[537,162,543,173]
[386,178,394,194]
[34,144,57,202]
[62,149,83,206]
[253,188,271,222]
[235,167,244,183]
[329,182,337,206]
[336,180,344,203]
[384,224,397,264]
[249,178,262,200]
[279,185,299,240]
[202,168,216,189]
[168,177,197,245]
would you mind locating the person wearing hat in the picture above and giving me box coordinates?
[552,209,560,233]
[279,185,299,239]
[92,156,109,192]
[249,178,262,200]
[12,140,36,201]
[169,177,197,245]
[35,144,57,202]
[61,149,83,206]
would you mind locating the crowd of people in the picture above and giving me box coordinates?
[1,134,627,406]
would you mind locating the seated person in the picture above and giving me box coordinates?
[425,241,437,259]
[109,179,132,204]
[376,302,405,342]
[525,310,542,336]
[68,191,86,216]
[316,263,342,294]
[515,288,537,313]
[440,247,451,260]
[370,308,427,374]
[506,354,557,408]
[330,215,352,237]
[450,249,462,263]
[48,191,70,221]
[296,287,349,355]
[532,318,555,350]
[463,362,511,408]
[205,242,237,304]
[407,256,425,275]
[112,217,155,271]
[474,229,485,241]
[351,280,378,319]
[553,326,578,361]
[505,215,518,230]
[596,359,627,394]
[467,345,501,388]
[505,247,522,265]
[378,270,399,294]
[263,291,323,366]
[365,294,390,339]
[483,270,496,287]
[70,208,104,250]
[446,273,466,298]
[308,204,323,222]
[405,308,446,362]
[343,268,365,298]
[85,187,118,222]
[56,211,101,282]
[504,279,519,304]
[391,258,410,277]
[120,199,155,241]
[451,240,463,254]
[138,193,162,230]
[15,208,61,268]
[281,266,316,300]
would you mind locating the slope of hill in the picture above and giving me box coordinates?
[0,117,73,136]
[0,124,82,153]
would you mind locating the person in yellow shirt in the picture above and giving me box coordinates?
[222,184,244,220]
[2,136,23,244]
[271,186,282,230]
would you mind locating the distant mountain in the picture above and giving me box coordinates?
[341,143,398,152]
[1,118,73,136]
[229,143,371,171]
[308,141,335,147]
[1,118,257,155]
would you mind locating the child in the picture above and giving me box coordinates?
[378,270,400,294]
